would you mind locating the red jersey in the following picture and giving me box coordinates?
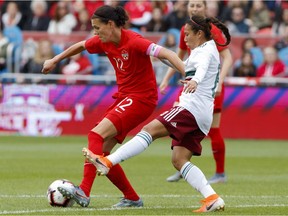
[85,29,158,105]
[179,23,228,53]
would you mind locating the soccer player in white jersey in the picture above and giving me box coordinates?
[83,15,231,213]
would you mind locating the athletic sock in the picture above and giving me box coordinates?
[80,131,103,196]
[107,131,152,165]
[208,128,225,174]
[104,152,140,201]
[180,161,216,198]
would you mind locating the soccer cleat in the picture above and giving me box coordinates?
[193,194,225,213]
[112,197,144,208]
[82,147,112,176]
[166,171,182,182]
[208,173,227,184]
[57,185,90,207]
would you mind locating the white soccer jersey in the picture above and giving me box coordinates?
[179,40,220,135]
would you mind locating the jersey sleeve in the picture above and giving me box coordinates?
[193,50,212,83]
[211,24,228,52]
[132,36,153,55]
[85,36,104,54]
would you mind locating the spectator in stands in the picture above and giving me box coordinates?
[145,7,165,32]
[225,6,251,34]
[219,1,250,23]
[22,39,59,75]
[73,8,92,32]
[23,0,50,31]
[47,1,77,35]
[206,1,220,19]
[275,25,288,51]
[124,0,153,30]
[257,46,286,77]
[1,1,25,29]
[234,51,257,77]
[249,0,272,34]
[150,0,174,15]
[272,8,288,36]
[241,37,258,52]
[71,0,105,18]
[236,37,264,69]
[60,52,92,85]
[0,31,9,71]
[161,0,188,31]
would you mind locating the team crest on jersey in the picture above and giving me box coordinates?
[121,50,129,60]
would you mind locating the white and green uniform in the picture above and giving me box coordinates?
[179,40,220,135]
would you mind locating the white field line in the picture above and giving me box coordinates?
[1,194,288,215]
[1,204,288,215]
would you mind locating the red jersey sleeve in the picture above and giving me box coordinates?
[132,36,153,54]
[85,36,104,54]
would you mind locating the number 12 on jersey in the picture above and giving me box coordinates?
[115,97,133,113]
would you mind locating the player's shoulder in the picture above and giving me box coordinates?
[198,40,216,50]
[124,29,143,40]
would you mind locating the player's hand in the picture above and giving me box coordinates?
[159,80,169,95]
[180,80,197,93]
[41,59,57,74]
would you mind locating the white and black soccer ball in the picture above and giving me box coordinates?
[47,179,75,207]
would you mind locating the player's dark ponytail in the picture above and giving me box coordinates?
[92,5,129,27]
[188,15,231,47]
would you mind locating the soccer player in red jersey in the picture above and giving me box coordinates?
[42,5,184,208]
[161,0,233,184]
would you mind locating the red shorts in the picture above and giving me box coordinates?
[102,96,156,143]
[157,106,205,156]
[176,83,225,113]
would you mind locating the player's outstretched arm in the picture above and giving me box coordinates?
[159,48,186,94]
[157,48,185,78]
[42,41,86,74]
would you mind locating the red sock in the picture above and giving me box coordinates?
[208,128,225,174]
[80,131,103,196]
[104,152,140,201]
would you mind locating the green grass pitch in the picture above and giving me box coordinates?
[0,135,288,215]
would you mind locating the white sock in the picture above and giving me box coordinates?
[180,161,216,198]
[107,131,152,165]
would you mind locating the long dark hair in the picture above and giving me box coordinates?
[188,15,231,46]
[91,5,129,27]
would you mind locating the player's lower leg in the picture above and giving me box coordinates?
[208,128,227,184]
[180,161,225,212]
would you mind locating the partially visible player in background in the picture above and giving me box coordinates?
[160,0,233,184]
[42,5,184,208]
[83,14,231,212]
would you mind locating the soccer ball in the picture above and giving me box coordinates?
[47,179,75,207]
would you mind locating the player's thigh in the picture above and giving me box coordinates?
[107,97,156,143]
[142,119,170,139]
